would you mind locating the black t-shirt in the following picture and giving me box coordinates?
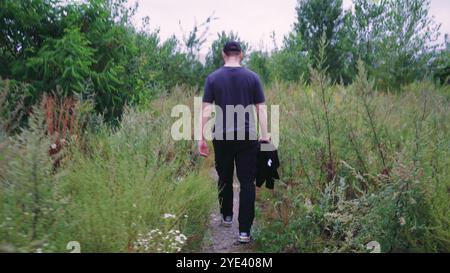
[202,66,265,140]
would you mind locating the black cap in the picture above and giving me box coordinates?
[223,41,242,53]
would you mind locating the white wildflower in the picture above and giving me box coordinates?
[162,213,176,219]
[133,228,187,253]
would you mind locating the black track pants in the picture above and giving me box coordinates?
[212,139,259,233]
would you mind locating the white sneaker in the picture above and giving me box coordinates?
[221,216,233,227]
[238,232,251,243]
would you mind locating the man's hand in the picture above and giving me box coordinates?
[198,139,209,157]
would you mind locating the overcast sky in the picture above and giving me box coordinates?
[129,0,450,54]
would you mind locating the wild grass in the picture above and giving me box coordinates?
[1,70,449,252]
[0,86,215,252]
[253,64,450,252]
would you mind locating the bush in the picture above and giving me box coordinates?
[248,51,272,84]
[0,104,64,252]
[0,87,216,252]
[254,66,450,252]
[0,0,208,122]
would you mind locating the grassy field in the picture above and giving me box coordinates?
[253,67,450,252]
[0,86,216,253]
[1,67,449,252]
[1,0,449,254]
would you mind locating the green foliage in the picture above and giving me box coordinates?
[269,33,310,83]
[0,104,64,252]
[254,68,450,253]
[0,79,30,133]
[293,0,346,82]
[0,87,216,252]
[0,0,63,71]
[247,51,272,84]
[279,0,442,87]
[432,36,450,85]
[1,0,446,126]
[0,0,209,122]
[1,0,449,254]
[351,0,441,89]
[23,28,95,95]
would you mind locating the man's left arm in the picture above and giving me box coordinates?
[199,76,214,157]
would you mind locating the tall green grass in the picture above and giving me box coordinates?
[254,64,450,252]
[0,86,215,252]
[1,73,449,253]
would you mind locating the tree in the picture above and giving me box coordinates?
[179,13,218,62]
[432,34,450,85]
[0,0,64,77]
[293,0,346,81]
[352,0,441,89]
[23,28,95,96]
[248,51,272,84]
[0,0,206,122]
[270,32,310,83]
[352,0,387,68]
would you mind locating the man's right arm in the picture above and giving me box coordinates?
[254,75,269,142]
[256,103,269,142]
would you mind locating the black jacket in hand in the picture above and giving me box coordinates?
[256,142,280,189]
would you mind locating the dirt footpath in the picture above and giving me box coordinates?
[201,168,253,253]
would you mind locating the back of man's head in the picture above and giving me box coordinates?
[223,41,242,57]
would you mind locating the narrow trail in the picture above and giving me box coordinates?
[201,168,253,253]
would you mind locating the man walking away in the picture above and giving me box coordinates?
[198,41,269,244]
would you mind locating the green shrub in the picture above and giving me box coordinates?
[0,87,216,252]
[254,67,450,253]
[0,105,65,252]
